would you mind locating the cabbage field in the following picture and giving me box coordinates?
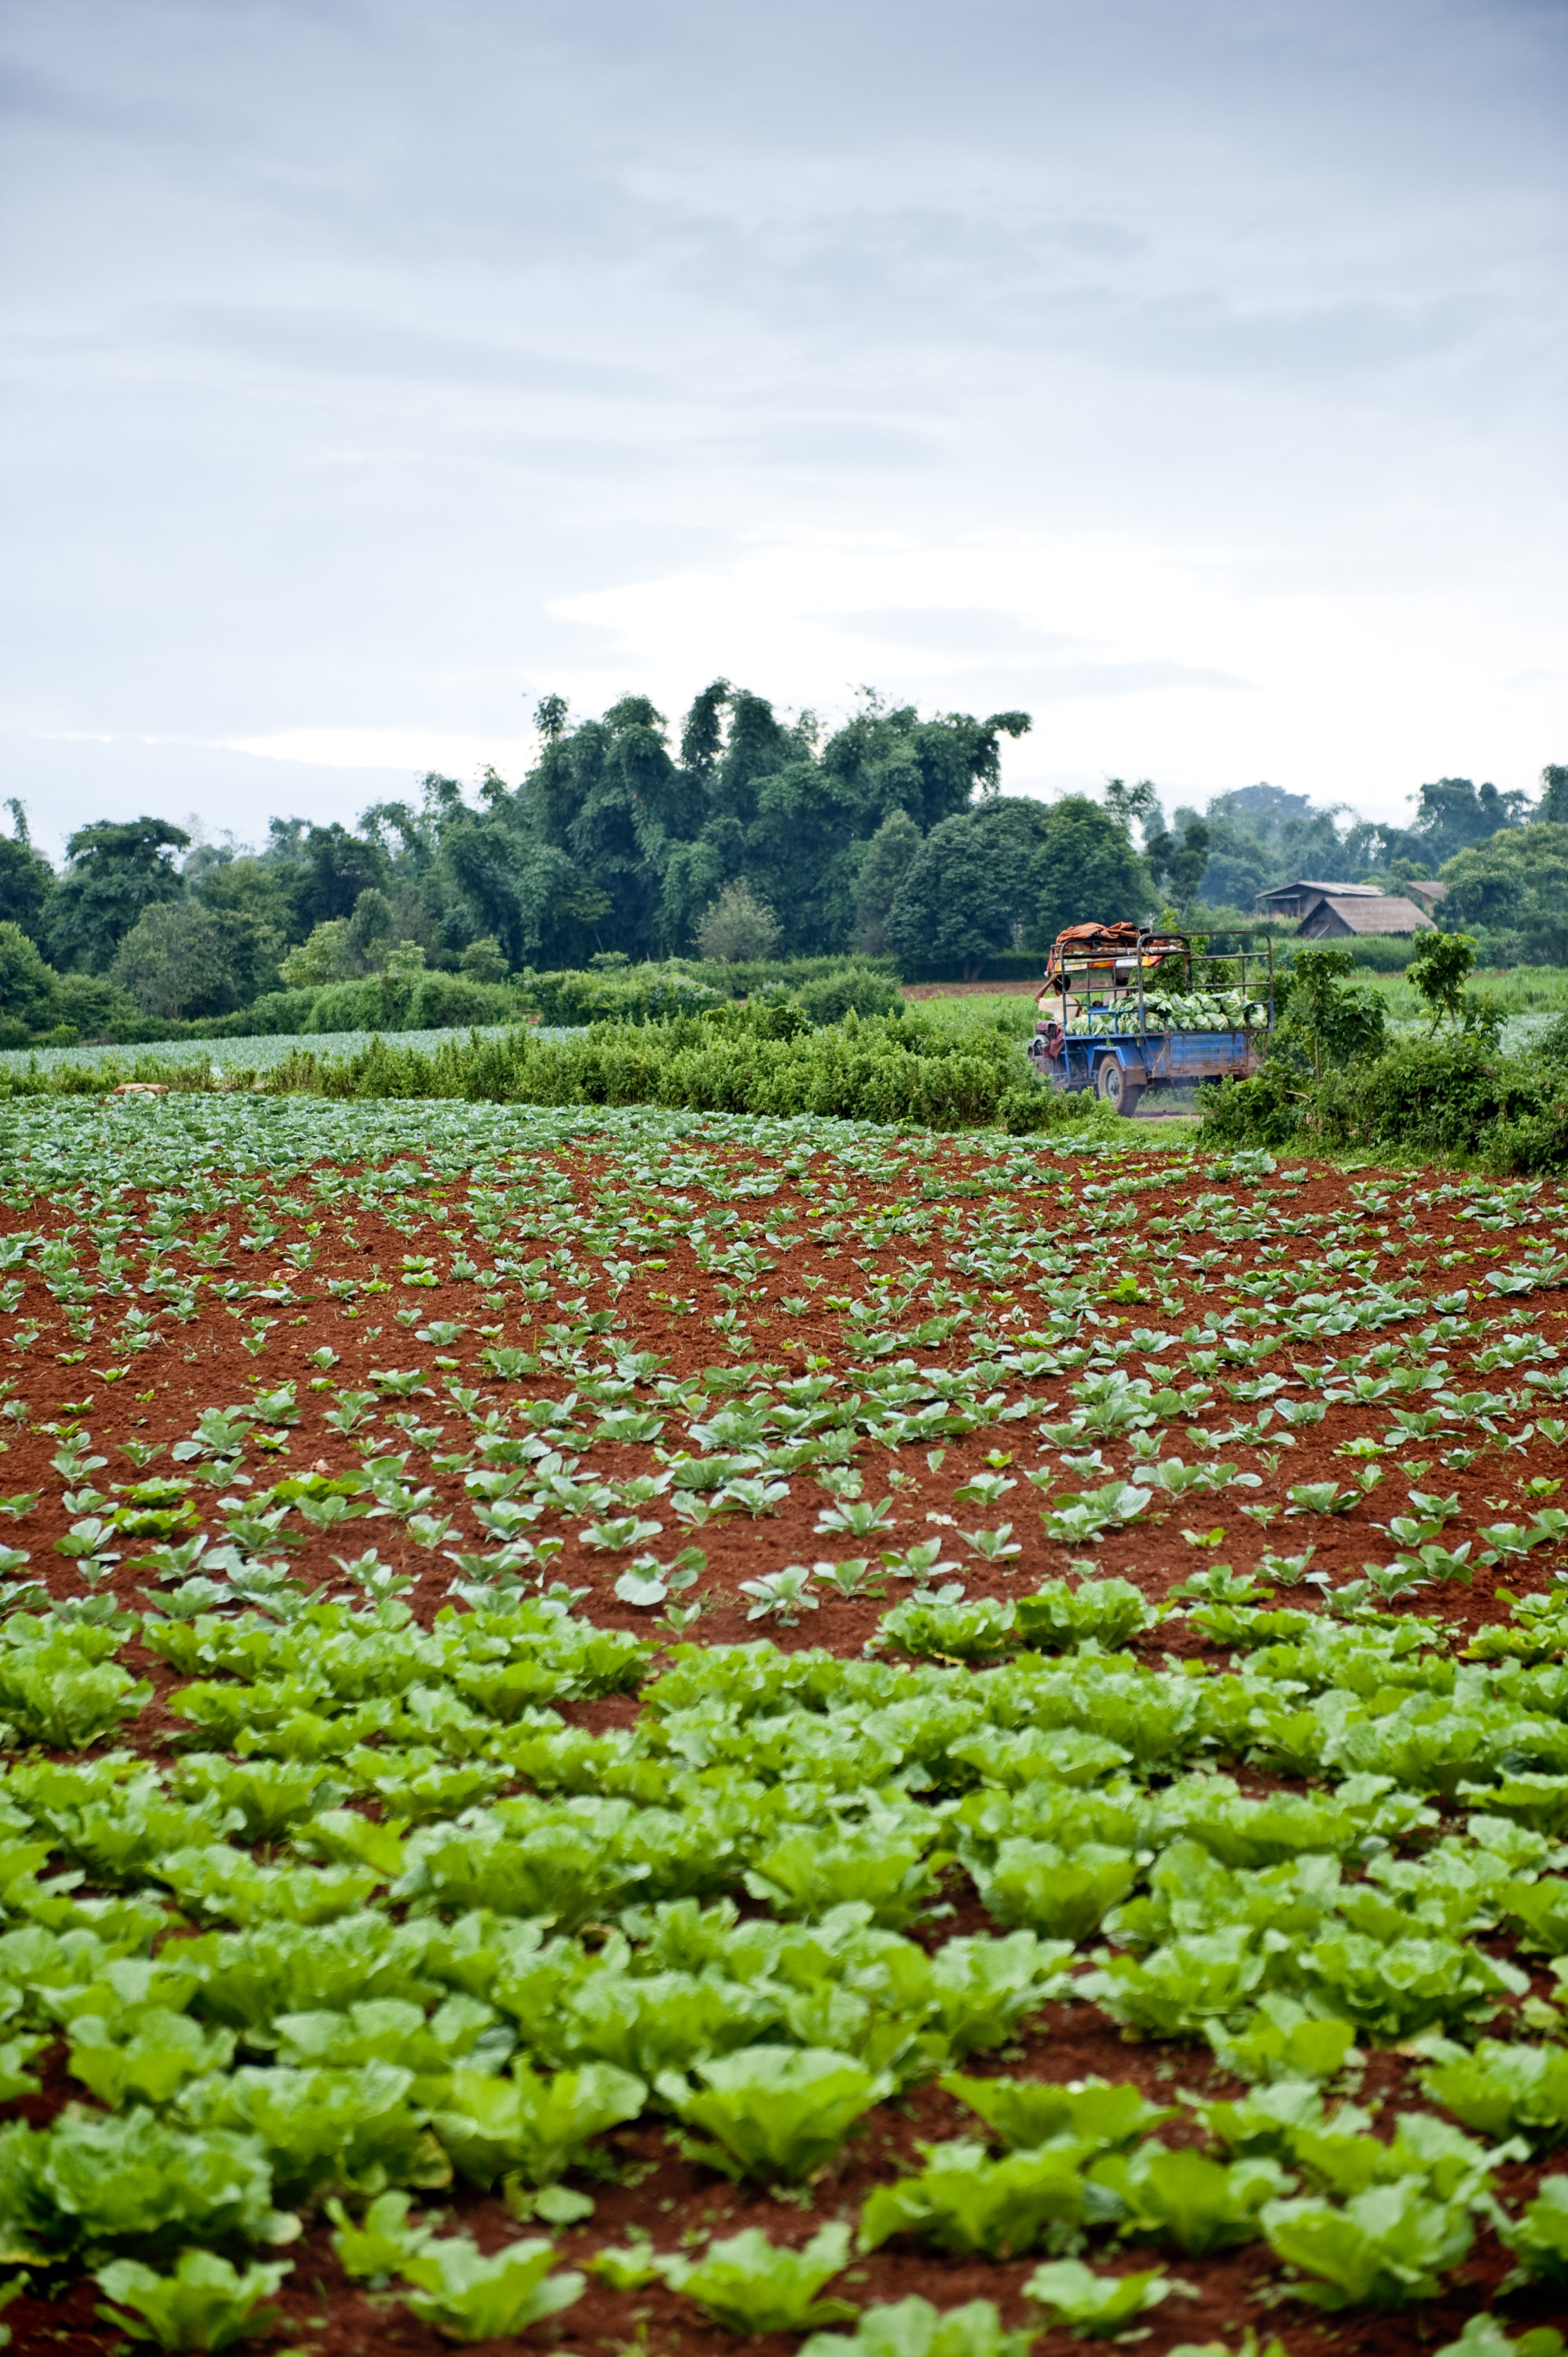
[0,1089,1562,2355]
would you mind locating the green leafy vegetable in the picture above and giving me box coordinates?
[401,2232,584,2342]
[800,2296,1034,2357]
[858,2139,1096,2256]
[658,2221,858,2332]
[1091,2146,1290,2252]
[94,2252,291,2352]
[1498,2171,1568,2286]
[940,2075,1172,2153]
[326,2187,438,2286]
[1022,2257,1172,2332]
[1260,2180,1475,2308]
[429,2061,644,2191]
[658,2046,892,2181]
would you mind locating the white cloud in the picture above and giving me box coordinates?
[1,0,1563,842]
[226,728,534,779]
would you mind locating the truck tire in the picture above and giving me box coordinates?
[1096,1059,1145,1117]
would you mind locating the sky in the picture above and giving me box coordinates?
[3,0,1565,861]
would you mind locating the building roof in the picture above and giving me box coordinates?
[1255,878,1382,907]
[1403,878,1448,904]
[1299,893,1436,937]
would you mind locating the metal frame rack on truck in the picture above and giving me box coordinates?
[1027,920,1275,1116]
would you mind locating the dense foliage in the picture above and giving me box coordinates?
[1200,940,1568,1171]
[4,713,1563,1050]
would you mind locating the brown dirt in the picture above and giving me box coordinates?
[2,1135,1566,2354]
[900,982,1044,999]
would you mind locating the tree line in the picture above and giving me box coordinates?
[0,688,1564,1041]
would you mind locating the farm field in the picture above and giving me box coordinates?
[0,1094,1563,2356]
[0,1027,526,1080]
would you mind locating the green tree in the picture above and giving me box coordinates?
[280,921,354,987]
[1406,930,1477,1031]
[0,804,55,946]
[886,799,1053,975]
[1439,824,1568,964]
[458,936,509,983]
[293,824,389,932]
[190,853,299,946]
[697,879,781,962]
[111,902,280,1021]
[0,920,59,1036]
[46,817,189,974]
[1277,948,1387,1080]
[1537,764,1568,825]
[1032,797,1151,944]
[1145,816,1211,909]
[345,888,397,971]
[852,809,921,954]
[1406,776,1528,864]
[1102,777,1163,845]
[516,688,1032,961]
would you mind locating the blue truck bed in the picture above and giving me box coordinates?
[1028,1023,1265,1113]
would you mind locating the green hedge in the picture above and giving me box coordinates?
[518,959,903,1027]
[1200,1033,1568,1171]
[1270,934,1419,973]
[262,1005,1104,1135]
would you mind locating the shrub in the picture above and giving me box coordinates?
[283,1006,1042,1132]
[209,990,320,1037]
[1318,1035,1553,1160]
[796,966,904,1024]
[56,971,137,1037]
[522,965,726,1027]
[1201,1033,1568,1173]
[303,973,521,1034]
[698,881,782,963]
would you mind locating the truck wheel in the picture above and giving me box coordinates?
[1096,1060,1145,1117]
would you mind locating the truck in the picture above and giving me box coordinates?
[1027,921,1274,1116]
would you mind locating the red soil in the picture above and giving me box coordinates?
[2,1135,1565,2355]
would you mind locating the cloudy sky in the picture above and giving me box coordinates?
[3,0,1564,858]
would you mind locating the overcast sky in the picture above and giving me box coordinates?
[3,0,1564,859]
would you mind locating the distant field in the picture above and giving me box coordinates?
[0,1024,525,1076]
[903,989,1038,1036]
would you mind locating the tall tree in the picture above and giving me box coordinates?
[1440,824,1568,964]
[0,822,55,948]
[1406,777,1528,865]
[1032,797,1151,944]
[111,902,280,1021]
[1537,765,1568,825]
[0,922,60,1034]
[886,799,1054,975]
[852,810,922,954]
[1145,816,1211,909]
[294,824,390,933]
[511,687,1031,962]
[46,817,189,975]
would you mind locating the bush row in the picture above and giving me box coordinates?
[0,1004,1111,1137]
[269,1006,1094,1134]
[519,959,903,1028]
[25,956,906,1050]
[1199,1021,1568,1173]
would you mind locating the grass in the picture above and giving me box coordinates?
[904,993,1039,1039]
